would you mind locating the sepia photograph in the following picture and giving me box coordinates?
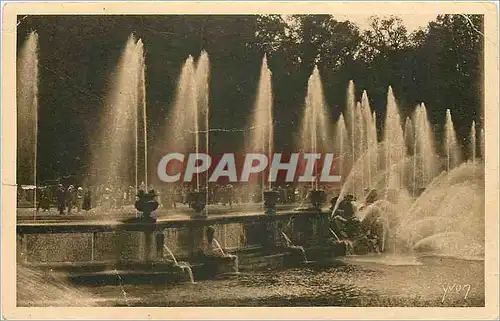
[2,1,499,319]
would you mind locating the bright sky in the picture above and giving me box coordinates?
[335,14,439,33]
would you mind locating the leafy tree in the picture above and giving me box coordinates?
[414,14,483,155]
[17,14,483,180]
[358,16,410,62]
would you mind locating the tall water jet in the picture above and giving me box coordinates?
[470,121,476,163]
[444,109,461,172]
[163,56,198,155]
[17,31,39,211]
[362,102,370,189]
[344,80,356,191]
[300,66,330,190]
[413,103,438,188]
[404,117,414,194]
[351,102,365,189]
[137,39,148,188]
[195,51,211,201]
[469,121,478,180]
[334,114,349,185]
[372,111,378,172]
[404,117,414,154]
[480,128,485,160]
[90,35,147,191]
[158,52,209,213]
[248,55,273,192]
[382,86,405,191]
[328,85,484,261]
[362,91,376,188]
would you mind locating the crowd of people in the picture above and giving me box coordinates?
[17,182,342,215]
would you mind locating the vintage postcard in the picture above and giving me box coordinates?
[1,1,499,319]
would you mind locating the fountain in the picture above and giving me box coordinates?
[403,117,415,194]
[90,35,148,192]
[133,189,159,221]
[163,244,195,283]
[15,28,485,304]
[332,85,406,215]
[196,51,211,210]
[444,109,462,172]
[404,118,413,155]
[383,86,406,192]
[160,52,210,214]
[17,31,39,215]
[470,120,477,163]
[355,102,365,189]
[393,162,484,258]
[299,66,330,208]
[362,91,376,187]
[331,82,391,205]
[263,189,280,214]
[161,56,197,154]
[138,40,148,189]
[345,80,356,192]
[372,111,378,173]
[413,103,439,190]
[281,231,308,262]
[246,55,276,207]
[333,114,348,185]
[325,81,483,260]
[480,128,485,160]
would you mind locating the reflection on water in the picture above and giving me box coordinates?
[341,254,423,266]
[19,256,484,307]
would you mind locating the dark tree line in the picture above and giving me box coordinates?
[250,14,483,155]
[17,14,483,182]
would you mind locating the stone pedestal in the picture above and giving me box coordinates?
[308,189,326,209]
[187,191,207,214]
[263,190,280,215]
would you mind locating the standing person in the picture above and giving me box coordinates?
[278,186,285,204]
[174,185,181,208]
[114,187,123,209]
[82,188,92,214]
[182,186,188,205]
[103,187,112,210]
[35,187,42,212]
[98,184,105,206]
[37,187,50,212]
[227,184,233,208]
[122,186,128,206]
[283,185,289,204]
[171,186,177,209]
[76,187,84,212]
[66,185,75,214]
[56,184,66,215]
